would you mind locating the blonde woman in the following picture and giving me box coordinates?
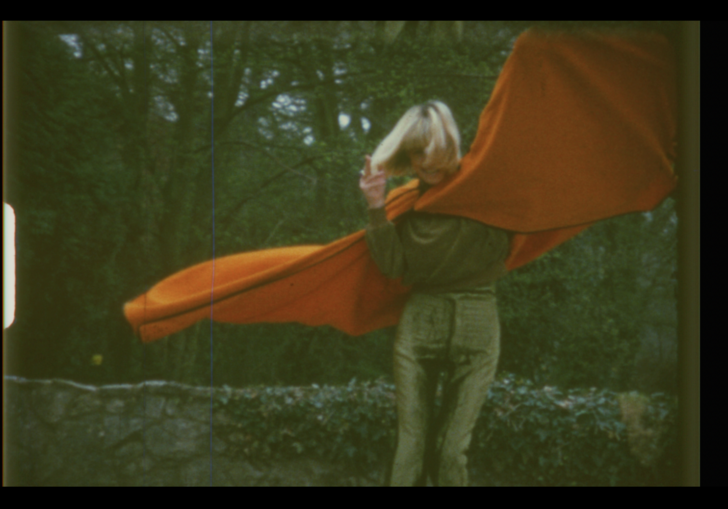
[360,101,510,486]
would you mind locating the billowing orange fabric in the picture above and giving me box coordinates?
[124,29,677,343]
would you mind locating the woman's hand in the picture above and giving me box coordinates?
[359,155,387,209]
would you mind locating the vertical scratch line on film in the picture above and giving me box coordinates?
[209,20,216,487]
[142,20,148,488]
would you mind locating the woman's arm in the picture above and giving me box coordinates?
[359,156,406,279]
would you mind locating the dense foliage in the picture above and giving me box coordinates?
[7,21,677,397]
[210,376,678,486]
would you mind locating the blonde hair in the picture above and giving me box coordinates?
[370,101,461,177]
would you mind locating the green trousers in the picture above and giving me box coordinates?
[389,288,500,486]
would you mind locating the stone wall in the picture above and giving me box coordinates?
[4,376,381,486]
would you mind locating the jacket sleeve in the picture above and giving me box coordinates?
[364,207,406,280]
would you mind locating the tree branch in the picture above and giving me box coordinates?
[216,154,318,230]
[215,70,375,137]
[157,26,185,53]
[78,32,129,98]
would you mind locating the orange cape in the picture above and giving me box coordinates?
[124,30,677,342]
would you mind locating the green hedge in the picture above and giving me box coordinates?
[472,375,678,486]
[212,375,678,486]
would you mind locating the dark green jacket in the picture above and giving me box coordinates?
[365,205,510,294]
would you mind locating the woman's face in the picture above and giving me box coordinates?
[409,150,446,186]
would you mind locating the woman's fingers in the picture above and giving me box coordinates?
[363,155,372,177]
[359,164,386,208]
[360,172,386,188]
[359,155,387,208]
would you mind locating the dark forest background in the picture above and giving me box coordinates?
[5,21,679,395]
